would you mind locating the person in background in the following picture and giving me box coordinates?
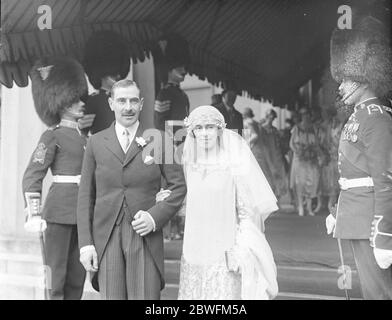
[211,94,223,107]
[260,109,288,202]
[22,57,88,299]
[242,107,274,189]
[318,108,343,213]
[79,31,130,135]
[280,118,295,205]
[215,89,243,136]
[280,118,294,174]
[154,56,190,241]
[154,64,190,135]
[311,108,327,213]
[289,108,320,216]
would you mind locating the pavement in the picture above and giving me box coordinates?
[161,207,363,300]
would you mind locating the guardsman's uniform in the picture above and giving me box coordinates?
[335,98,392,239]
[334,98,392,299]
[154,82,189,240]
[154,36,191,239]
[330,16,392,299]
[215,102,244,136]
[23,121,87,299]
[154,82,190,136]
[83,89,114,134]
[22,57,88,300]
[154,35,191,144]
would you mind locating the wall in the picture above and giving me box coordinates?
[181,74,292,129]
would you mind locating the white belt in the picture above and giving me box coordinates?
[339,177,374,190]
[52,175,81,184]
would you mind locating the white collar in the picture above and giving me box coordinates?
[59,119,81,135]
[115,121,139,141]
[354,97,378,109]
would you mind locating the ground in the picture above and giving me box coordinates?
[161,207,362,300]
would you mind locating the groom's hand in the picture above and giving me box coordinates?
[80,245,98,272]
[131,210,156,236]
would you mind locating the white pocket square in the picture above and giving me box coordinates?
[144,155,154,165]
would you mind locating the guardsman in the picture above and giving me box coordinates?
[154,70,190,135]
[154,35,190,140]
[22,57,88,300]
[215,89,244,136]
[325,16,392,299]
[80,31,131,135]
[154,36,190,239]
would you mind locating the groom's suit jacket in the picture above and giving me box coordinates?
[77,122,186,289]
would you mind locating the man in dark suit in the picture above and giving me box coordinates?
[215,90,243,136]
[77,79,186,300]
[325,16,392,299]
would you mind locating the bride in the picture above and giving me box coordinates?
[176,105,279,300]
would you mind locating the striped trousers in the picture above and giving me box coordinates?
[98,208,161,300]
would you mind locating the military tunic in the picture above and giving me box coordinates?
[215,102,244,136]
[154,83,190,134]
[334,97,392,245]
[23,123,87,224]
[84,89,114,134]
[334,97,392,299]
[22,121,87,299]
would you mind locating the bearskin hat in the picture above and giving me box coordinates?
[83,31,130,90]
[163,34,191,70]
[30,56,87,127]
[330,16,392,98]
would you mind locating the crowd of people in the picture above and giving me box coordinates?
[211,92,347,218]
[20,12,392,301]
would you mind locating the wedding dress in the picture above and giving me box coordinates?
[178,126,279,300]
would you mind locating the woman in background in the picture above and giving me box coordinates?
[260,109,288,201]
[242,107,274,189]
[289,108,320,216]
[320,109,345,212]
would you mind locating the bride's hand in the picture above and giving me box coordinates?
[156,188,172,203]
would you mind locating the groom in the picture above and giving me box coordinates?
[77,79,186,299]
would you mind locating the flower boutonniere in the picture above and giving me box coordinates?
[135,136,147,148]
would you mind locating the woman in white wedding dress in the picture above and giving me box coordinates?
[177,105,279,300]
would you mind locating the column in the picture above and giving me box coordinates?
[0,82,50,299]
[0,81,49,239]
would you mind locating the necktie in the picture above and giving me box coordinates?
[122,129,130,153]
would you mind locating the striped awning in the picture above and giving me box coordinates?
[1,0,345,103]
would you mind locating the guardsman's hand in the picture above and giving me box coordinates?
[325,214,336,235]
[80,246,98,272]
[78,114,96,130]
[373,248,392,269]
[24,215,47,233]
